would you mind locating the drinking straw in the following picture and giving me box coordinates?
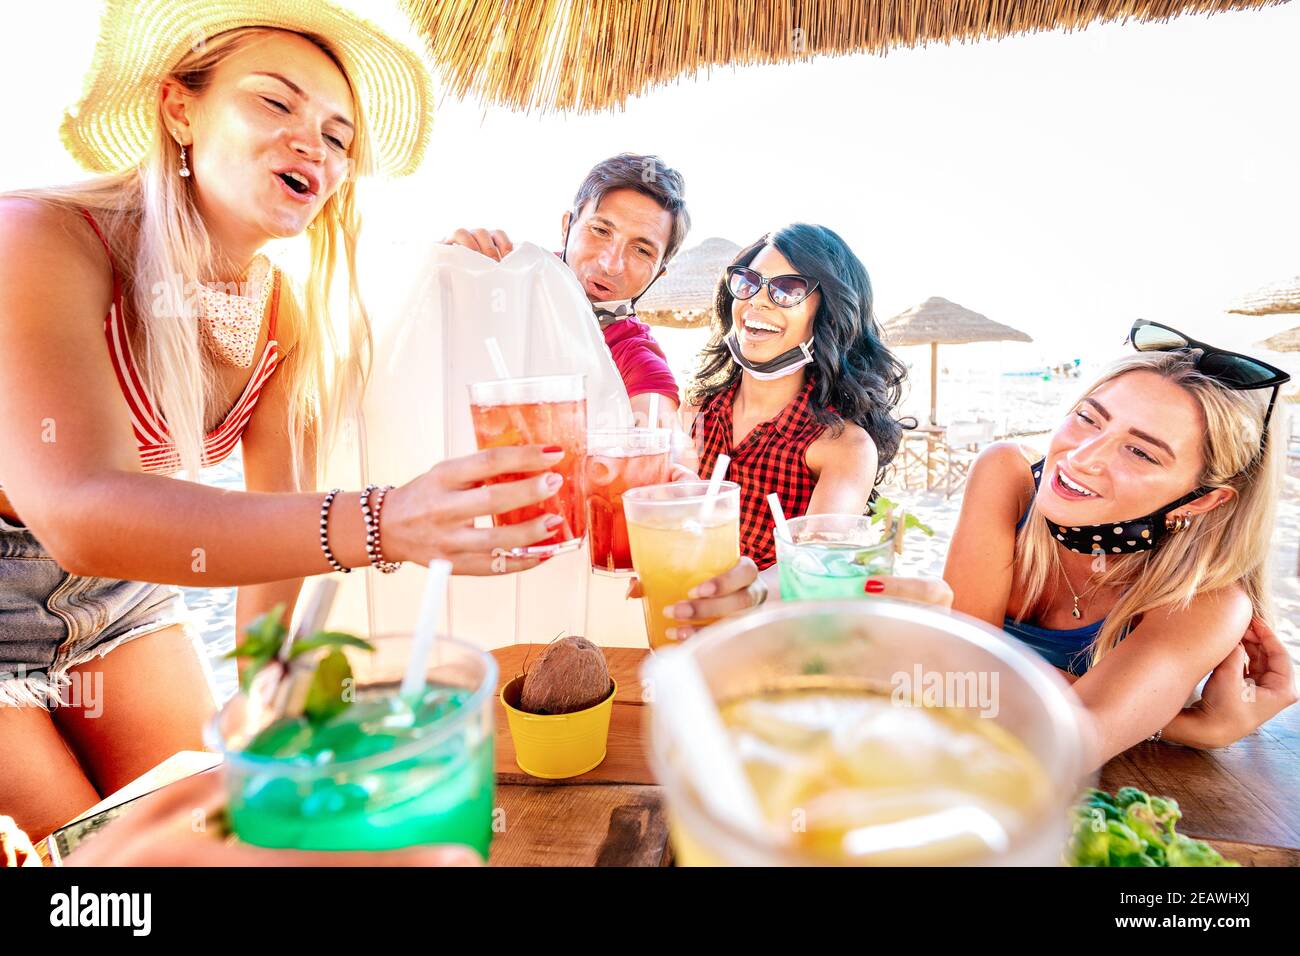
[401,559,452,699]
[646,392,660,430]
[766,493,792,544]
[283,578,339,661]
[699,453,730,522]
[268,577,341,721]
[483,337,511,379]
[891,508,909,557]
[649,647,770,838]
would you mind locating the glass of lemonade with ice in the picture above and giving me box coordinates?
[645,600,1088,865]
[624,480,740,650]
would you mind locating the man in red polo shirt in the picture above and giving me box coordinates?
[441,153,689,428]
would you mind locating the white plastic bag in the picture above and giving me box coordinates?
[323,241,645,648]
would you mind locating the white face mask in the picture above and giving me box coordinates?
[725,331,815,380]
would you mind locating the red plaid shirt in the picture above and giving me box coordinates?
[691,376,826,570]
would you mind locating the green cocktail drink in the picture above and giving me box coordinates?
[775,514,896,601]
[210,635,497,857]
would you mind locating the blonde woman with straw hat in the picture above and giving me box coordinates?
[0,0,563,843]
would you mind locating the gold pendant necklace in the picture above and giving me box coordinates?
[1061,565,1102,619]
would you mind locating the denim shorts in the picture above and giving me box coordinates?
[0,513,198,709]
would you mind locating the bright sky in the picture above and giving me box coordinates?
[4,0,1298,368]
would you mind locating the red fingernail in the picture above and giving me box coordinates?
[864,579,885,594]
[542,445,563,454]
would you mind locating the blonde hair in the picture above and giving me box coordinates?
[4,26,375,483]
[1013,351,1284,668]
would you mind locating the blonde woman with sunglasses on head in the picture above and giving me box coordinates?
[945,322,1296,767]
[0,2,562,843]
[674,322,1296,768]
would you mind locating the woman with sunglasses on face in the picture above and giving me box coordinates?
[943,322,1296,766]
[671,225,908,614]
[0,4,563,845]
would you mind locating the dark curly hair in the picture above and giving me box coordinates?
[687,223,910,484]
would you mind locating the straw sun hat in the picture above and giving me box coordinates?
[59,0,434,178]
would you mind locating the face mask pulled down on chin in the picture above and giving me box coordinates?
[725,330,815,381]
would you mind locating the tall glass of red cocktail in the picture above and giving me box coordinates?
[585,428,672,574]
[468,374,587,556]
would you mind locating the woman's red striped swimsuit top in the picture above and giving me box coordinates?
[79,208,283,475]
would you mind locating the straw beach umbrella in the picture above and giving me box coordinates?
[1229,276,1300,316]
[882,296,1032,425]
[636,237,741,329]
[402,0,1284,114]
[1260,327,1300,352]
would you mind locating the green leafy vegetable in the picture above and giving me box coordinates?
[304,648,354,724]
[1064,786,1237,867]
[868,495,935,538]
[227,605,373,722]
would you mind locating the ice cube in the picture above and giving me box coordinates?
[823,554,863,578]
[789,551,829,577]
[241,774,303,814]
[244,717,314,758]
[300,780,372,817]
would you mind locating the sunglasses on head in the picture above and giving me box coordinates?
[1128,319,1291,438]
[726,265,819,309]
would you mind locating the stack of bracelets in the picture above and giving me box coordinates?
[318,484,402,574]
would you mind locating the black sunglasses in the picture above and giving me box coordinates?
[726,266,819,309]
[1128,319,1291,438]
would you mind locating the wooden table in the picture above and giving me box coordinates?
[487,645,671,867]
[490,645,1300,866]
[1100,703,1300,866]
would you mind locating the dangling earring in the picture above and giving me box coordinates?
[174,130,190,178]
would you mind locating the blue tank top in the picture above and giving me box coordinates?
[1004,476,1100,676]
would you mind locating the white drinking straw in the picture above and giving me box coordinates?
[767,493,793,544]
[267,577,341,720]
[700,453,730,522]
[283,578,339,660]
[483,337,511,379]
[401,559,452,699]
[648,647,770,838]
[646,392,660,430]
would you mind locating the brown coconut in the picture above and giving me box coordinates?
[520,636,611,715]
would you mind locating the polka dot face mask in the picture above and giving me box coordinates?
[1029,458,1210,556]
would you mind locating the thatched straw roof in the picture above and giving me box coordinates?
[882,296,1032,346]
[1228,275,1300,316]
[403,0,1283,113]
[636,237,740,329]
[1259,326,1300,352]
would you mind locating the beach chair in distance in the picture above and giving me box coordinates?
[941,419,997,499]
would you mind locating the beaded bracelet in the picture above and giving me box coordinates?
[319,489,350,573]
[359,483,402,573]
